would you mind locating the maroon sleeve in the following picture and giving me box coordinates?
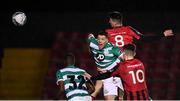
[129,26,164,42]
[128,26,142,40]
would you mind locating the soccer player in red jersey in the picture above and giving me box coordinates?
[111,44,150,100]
[106,11,174,48]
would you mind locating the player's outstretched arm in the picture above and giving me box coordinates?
[90,71,112,81]
[139,29,174,42]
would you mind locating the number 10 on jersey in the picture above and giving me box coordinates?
[129,70,145,84]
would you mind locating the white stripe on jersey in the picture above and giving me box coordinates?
[94,56,113,63]
[90,42,99,50]
[92,50,97,54]
[95,61,112,67]
[69,96,92,101]
[66,89,89,98]
[105,54,114,57]
[64,82,78,90]
[102,59,112,62]
[101,59,120,71]
[61,68,85,73]
[94,57,98,62]
[104,47,113,50]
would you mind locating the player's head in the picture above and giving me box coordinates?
[107,11,123,28]
[123,44,136,60]
[65,53,75,66]
[97,30,108,49]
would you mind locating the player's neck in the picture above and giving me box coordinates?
[99,45,105,49]
[113,23,123,28]
[99,42,107,49]
[67,63,75,66]
[125,56,134,61]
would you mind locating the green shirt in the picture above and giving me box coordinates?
[56,65,90,100]
[88,37,123,70]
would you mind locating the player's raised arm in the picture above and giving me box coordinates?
[88,33,95,39]
[129,26,174,43]
[137,29,174,43]
[87,33,95,42]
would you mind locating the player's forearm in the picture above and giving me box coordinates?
[138,33,164,42]
[90,72,112,81]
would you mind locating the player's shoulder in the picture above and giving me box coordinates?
[111,44,122,50]
[111,45,123,53]
[120,61,126,65]
[134,58,143,63]
[118,61,127,69]
[59,67,86,74]
[133,59,145,67]
[126,25,135,29]
[112,45,121,50]
[108,43,120,49]
[56,69,62,76]
[73,66,86,73]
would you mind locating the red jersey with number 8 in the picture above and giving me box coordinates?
[112,59,149,100]
[106,26,141,48]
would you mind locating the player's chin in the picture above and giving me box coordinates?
[98,44,104,48]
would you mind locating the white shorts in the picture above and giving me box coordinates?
[68,96,92,101]
[102,77,124,96]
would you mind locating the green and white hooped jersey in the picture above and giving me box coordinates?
[88,37,123,71]
[56,65,90,100]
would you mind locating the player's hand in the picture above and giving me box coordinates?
[163,29,174,37]
[85,78,95,94]
[84,73,92,79]
[88,33,94,39]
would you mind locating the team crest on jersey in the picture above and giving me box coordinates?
[96,53,105,61]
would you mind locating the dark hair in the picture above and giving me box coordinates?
[65,53,75,65]
[107,11,123,22]
[123,44,136,52]
[97,30,108,37]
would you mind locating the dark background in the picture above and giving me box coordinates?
[0,0,180,100]
[1,0,180,48]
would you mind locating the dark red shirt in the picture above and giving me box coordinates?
[112,59,149,100]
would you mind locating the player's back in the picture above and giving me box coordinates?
[105,26,141,48]
[58,66,91,100]
[118,59,149,100]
